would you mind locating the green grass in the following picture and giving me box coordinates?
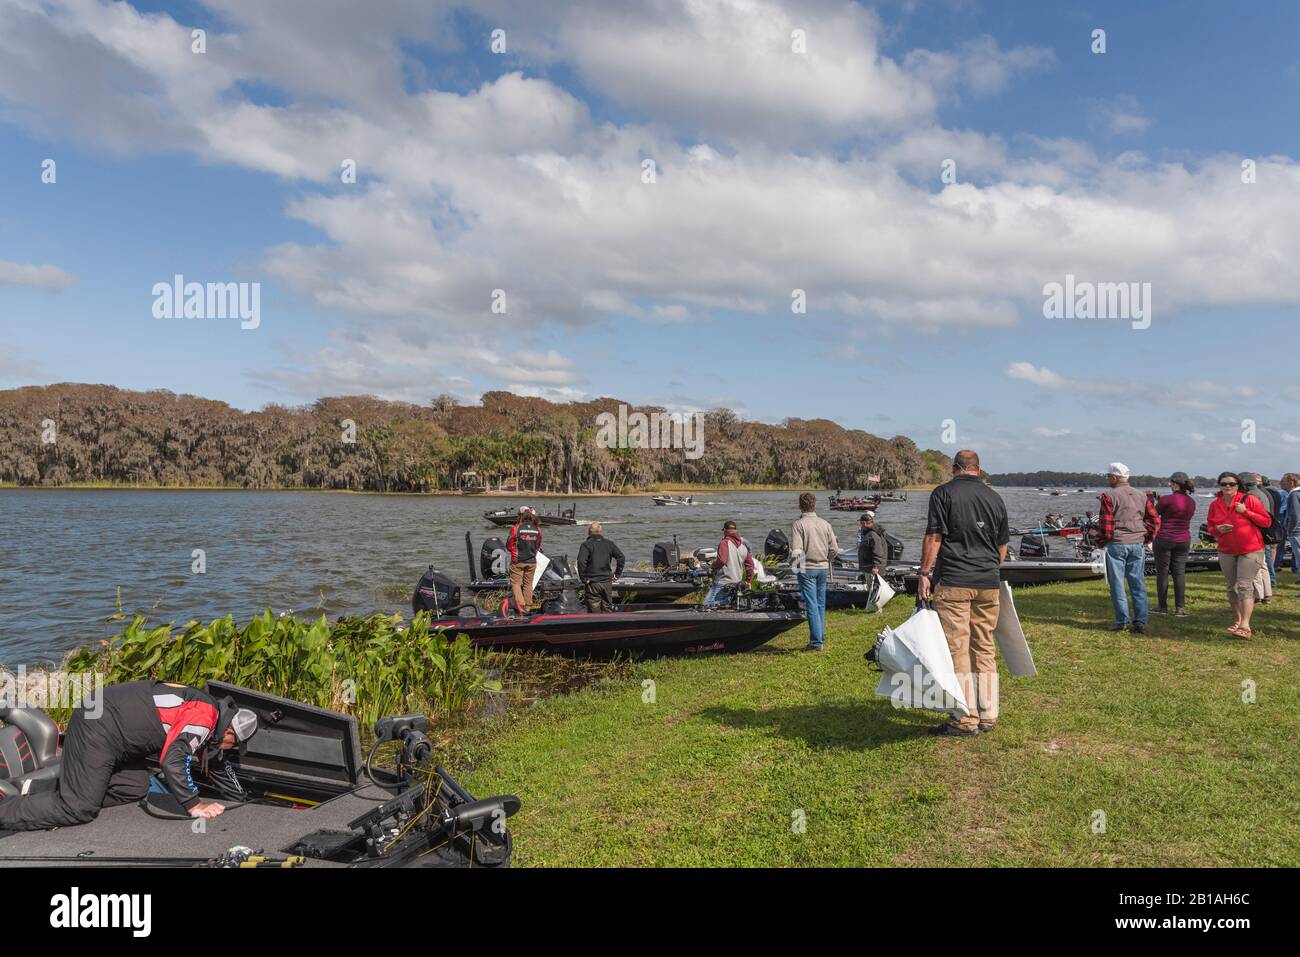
[460,575,1300,866]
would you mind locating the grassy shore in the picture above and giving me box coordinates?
[459,575,1299,866]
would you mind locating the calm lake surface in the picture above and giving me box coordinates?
[0,486,1214,666]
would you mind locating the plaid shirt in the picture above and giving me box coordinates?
[1095,491,1160,546]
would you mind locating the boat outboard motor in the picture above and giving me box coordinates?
[1019,534,1050,559]
[541,582,583,614]
[764,528,790,561]
[413,567,462,615]
[1198,522,1215,545]
[480,537,510,578]
[693,546,717,565]
[885,532,904,561]
[652,541,678,571]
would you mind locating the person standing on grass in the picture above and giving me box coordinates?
[1281,473,1300,592]
[790,492,840,653]
[1241,473,1278,602]
[505,507,542,616]
[577,522,625,613]
[856,511,888,580]
[917,450,1009,737]
[1094,463,1159,634]
[1153,472,1197,617]
[1207,472,1271,638]
[706,520,754,607]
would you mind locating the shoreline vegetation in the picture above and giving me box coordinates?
[1,383,950,493]
[0,480,939,495]
[10,575,1296,865]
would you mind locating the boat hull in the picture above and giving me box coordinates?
[428,608,806,657]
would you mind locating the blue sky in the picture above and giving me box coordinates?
[1,0,1298,475]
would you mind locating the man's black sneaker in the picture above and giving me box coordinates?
[929,722,979,737]
[1173,608,1190,617]
[1132,623,1148,635]
[1152,608,1168,615]
[1108,623,1128,632]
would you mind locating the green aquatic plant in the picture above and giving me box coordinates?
[67,610,501,727]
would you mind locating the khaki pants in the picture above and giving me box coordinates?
[935,585,1001,731]
[508,561,536,613]
[1219,550,1264,603]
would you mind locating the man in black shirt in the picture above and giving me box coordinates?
[577,522,626,612]
[917,450,1009,737]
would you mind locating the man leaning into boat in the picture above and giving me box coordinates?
[577,522,626,612]
[0,680,256,831]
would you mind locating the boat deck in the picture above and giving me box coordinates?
[0,781,396,867]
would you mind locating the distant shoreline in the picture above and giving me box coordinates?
[0,482,938,496]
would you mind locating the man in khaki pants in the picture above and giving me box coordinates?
[916,450,1010,737]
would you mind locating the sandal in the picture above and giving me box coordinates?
[1233,627,1252,639]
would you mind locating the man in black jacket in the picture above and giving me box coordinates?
[0,680,257,831]
[577,522,626,612]
[856,512,888,579]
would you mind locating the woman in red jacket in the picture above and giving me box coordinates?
[1206,471,1271,638]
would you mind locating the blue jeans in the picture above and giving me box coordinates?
[1264,542,1277,587]
[798,569,829,647]
[1105,543,1149,626]
[1288,535,1300,574]
[703,583,734,607]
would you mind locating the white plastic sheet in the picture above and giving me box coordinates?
[869,574,896,613]
[993,581,1038,676]
[873,607,969,716]
[531,552,550,590]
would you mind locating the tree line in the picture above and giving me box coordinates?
[986,470,1217,488]
[0,384,952,493]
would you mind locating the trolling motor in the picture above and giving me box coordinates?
[373,715,433,779]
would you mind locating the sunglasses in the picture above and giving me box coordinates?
[1219,482,1238,487]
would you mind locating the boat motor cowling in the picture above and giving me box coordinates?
[413,568,462,615]
[652,541,678,571]
[764,528,790,560]
[1019,534,1050,559]
[481,537,510,578]
[885,532,904,561]
[541,582,583,614]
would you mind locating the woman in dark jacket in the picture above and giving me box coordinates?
[1153,472,1197,616]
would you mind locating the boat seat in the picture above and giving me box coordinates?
[0,706,62,798]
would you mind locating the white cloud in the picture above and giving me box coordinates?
[5,0,1300,400]
[1091,95,1151,136]
[1032,427,1070,438]
[0,259,75,290]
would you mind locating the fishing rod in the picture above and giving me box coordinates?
[0,847,305,868]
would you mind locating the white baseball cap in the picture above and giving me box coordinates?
[1108,462,1131,478]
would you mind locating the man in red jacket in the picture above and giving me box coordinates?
[0,681,256,831]
[506,508,543,616]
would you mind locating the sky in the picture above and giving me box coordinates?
[1,0,1298,476]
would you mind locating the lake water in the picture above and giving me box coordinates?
[0,486,1213,666]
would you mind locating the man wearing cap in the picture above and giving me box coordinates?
[706,521,755,607]
[856,511,888,580]
[505,507,542,615]
[917,450,1009,736]
[0,680,257,831]
[1095,463,1159,633]
[790,492,841,652]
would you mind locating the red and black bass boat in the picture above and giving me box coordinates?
[414,565,804,658]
